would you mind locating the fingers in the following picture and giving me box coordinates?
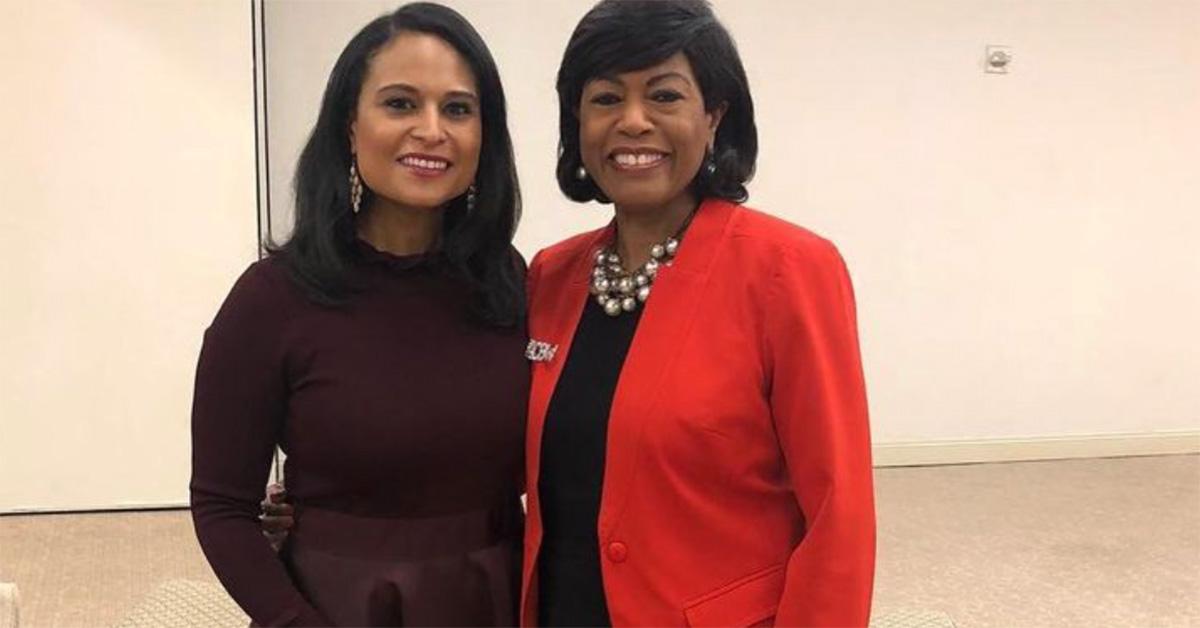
[259,482,295,548]
[266,482,288,504]
[261,515,293,534]
[263,501,294,517]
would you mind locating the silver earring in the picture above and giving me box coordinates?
[704,150,717,176]
[349,160,363,214]
[466,183,477,212]
[575,165,588,181]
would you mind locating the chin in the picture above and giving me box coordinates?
[607,189,674,211]
[388,192,456,211]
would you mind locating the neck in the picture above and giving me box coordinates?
[613,193,698,270]
[356,198,443,256]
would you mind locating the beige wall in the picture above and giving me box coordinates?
[265,0,1199,446]
[0,0,258,511]
[2,0,1196,511]
[724,0,1200,445]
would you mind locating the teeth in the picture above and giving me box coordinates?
[402,157,448,170]
[614,153,664,167]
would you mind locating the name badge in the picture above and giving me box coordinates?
[525,339,558,363]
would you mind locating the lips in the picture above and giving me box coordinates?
[398,154,452,175]
[609,148,669,171]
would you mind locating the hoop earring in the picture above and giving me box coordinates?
[349,160,364,214]
[466,183,477,212]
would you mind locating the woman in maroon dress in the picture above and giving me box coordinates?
[190,4,527,625]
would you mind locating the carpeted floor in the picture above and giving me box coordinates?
[0,509,215,627]
[1,454,1197,627]
[871,454,1199,626]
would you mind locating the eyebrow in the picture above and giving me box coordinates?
[376,82,479,101]
[590,71,693,89]
[647,71,693,88]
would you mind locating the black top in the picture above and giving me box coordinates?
[537,298,643,626]
[190,243,528,625]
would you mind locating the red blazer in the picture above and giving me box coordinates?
[521,200,876,627]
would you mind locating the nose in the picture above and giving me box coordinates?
[411,106,447,144]
[615,100,653,137]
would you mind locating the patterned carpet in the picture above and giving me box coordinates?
[0,454,1196,627]
[114,580,245,628]
[112,579,957,627]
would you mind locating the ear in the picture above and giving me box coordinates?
[706,101,729,147]
[348,115,359,155]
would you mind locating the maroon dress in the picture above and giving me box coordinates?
[190,243,528,626]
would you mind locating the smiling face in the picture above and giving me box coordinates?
[578,53,723,213]
[350,32,482,212]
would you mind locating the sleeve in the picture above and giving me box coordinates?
[189,263,331,626]
[766,240,876,627]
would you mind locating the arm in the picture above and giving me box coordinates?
[767,240,876,627]
[190,264,330,626]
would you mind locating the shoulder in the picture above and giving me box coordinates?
[721,206,859,331]
[210,255,301,331]
[720,205,844,276]
[228,255,293,301]
[724,205,840,256]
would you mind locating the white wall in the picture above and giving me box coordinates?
[263,0,1199,453]
[727,0,1200,446]
[2,0,1196,512]
[0,0,258,512]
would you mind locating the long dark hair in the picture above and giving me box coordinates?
[271,2,523,328]
[555,0,757,205]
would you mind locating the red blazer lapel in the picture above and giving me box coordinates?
[598,200,739,539]
[521,201,740,623]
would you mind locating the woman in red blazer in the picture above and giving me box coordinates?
[523,1,875,626]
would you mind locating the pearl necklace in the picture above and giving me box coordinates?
[590,211,696,316]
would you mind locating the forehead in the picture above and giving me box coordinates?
[363,31,478,92]
[587,52,696,88]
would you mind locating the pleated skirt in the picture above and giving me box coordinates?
[283,498,523,626]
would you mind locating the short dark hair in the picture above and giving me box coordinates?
[555,0,757,204]
[273,2,523,328]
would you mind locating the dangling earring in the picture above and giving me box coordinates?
[349,160,364,214]
[575,165,588,181]
[704,149,717,176]
[466,183,477,212]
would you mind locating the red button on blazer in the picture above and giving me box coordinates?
[606,542,628,563]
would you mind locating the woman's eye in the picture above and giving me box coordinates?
[589,92,621,106]
[444,101,474,117]
[650,90,684,103]
[384,97,416,111]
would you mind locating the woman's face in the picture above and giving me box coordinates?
[351,32,482,212]
[578,53,724,213]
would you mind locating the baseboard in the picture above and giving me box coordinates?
[0,502,188,517]
[873,431,1200,467]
